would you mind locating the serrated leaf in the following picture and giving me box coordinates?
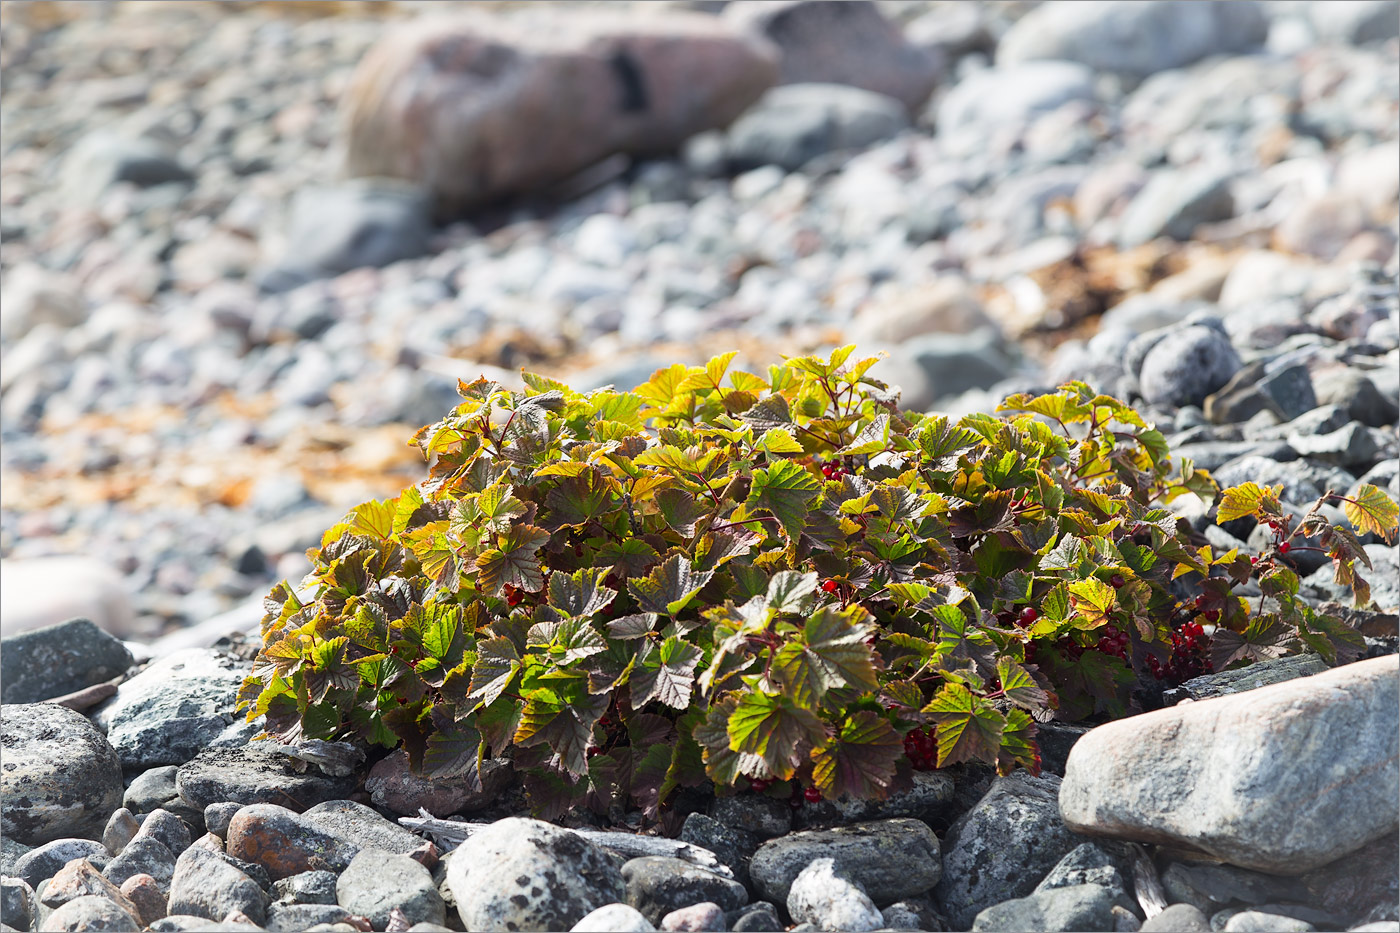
[468,637,520,706]
[1068,578,1116,628]
[544,470,616,529]
[923,682,1005,767]
[513,687,607,778]
[746,458,821,540]
[998,708,1041,776]
[547,567,617,618]
[695,529,762,573]
[657,488,707,537]
[423,707,484,788]
[606,612,659,640]
[765,570,819,615]
[476,524,550,595]
[840,413,890,456]
[811,711,902,799]
[726,691,825,781]
[756,427,804,455]
[773,606,879,707]
[996,657,1051,710]
[1217,482,1283,523]
[476,482,529,533]
[741,394,794,433]
[631,636,703,710]
[694,696,768,784]
[1343,483,1399,543]
[627,553,715,616]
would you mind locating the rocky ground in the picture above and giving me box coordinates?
[2,0,1399,931]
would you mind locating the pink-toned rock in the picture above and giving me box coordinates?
[119,873,167,927]
[1273,194,1371,261]
[1060,655,1399,874]
[341,11,777,214]
[38,858,140,920]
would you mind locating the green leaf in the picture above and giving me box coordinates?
[922,682,1005,767]
[1343,484,1399,543]
[811,711,902,800]
[627,554,715,616]
[997,708,1041,776]
[694,696,767,784]
[746,458,820,540]
[996,658,1052,711]
[630,637,703,710]
[595,538,661,580]
[544,471,616,529]
[514,688,607,778]
[773,607,879,707]
[726,692,825,781]
[475,483,529,533]
[476,524,551,595]
[755,427,804,455]
[840,414,891,456]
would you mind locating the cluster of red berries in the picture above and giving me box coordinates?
[819,461,850,481]
[748,778,822,805]
[902,727,938,771]
[1145,620,1211,682]
[1094,624,1130,660]
[820,579,840,594]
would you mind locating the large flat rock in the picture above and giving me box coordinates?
[1060,655,1399,874]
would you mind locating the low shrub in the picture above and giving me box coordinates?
[239,347,1397,817]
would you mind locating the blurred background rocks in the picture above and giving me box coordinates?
[1,0,1396,644]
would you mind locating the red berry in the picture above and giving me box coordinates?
[750,778,770,793]
[1278,542,1291,554]
[1110,574,1126,589]
[1250,556,1259,565]
[821,579,839,594]
[804,787,822,803]
[1204,609,1220,623]
[1104,624,1120,639]
[1019,607,1039,626]
[1194,594,1208,610]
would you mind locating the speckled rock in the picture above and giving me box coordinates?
[1060,655,1399,874]
[1138,325,1242,409]
[570,903,657,932]
[621,856,748,924]
[335,849,444,929]
[750,818,941,907]
[0,618,133,705]
[787,858,884,932]
[120,873,167,927]
[298,799,423,855]
[12,839,110,889]
[446,817,626,933]
[1,704,123,845]
[932,772,1086,930]
[91,649,251,769]
[971,883,1117,932]
[175,741,356,813]
[37,893,142,932]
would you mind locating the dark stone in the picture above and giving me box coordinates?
[621,855,749,924]
[0,618,132,704]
